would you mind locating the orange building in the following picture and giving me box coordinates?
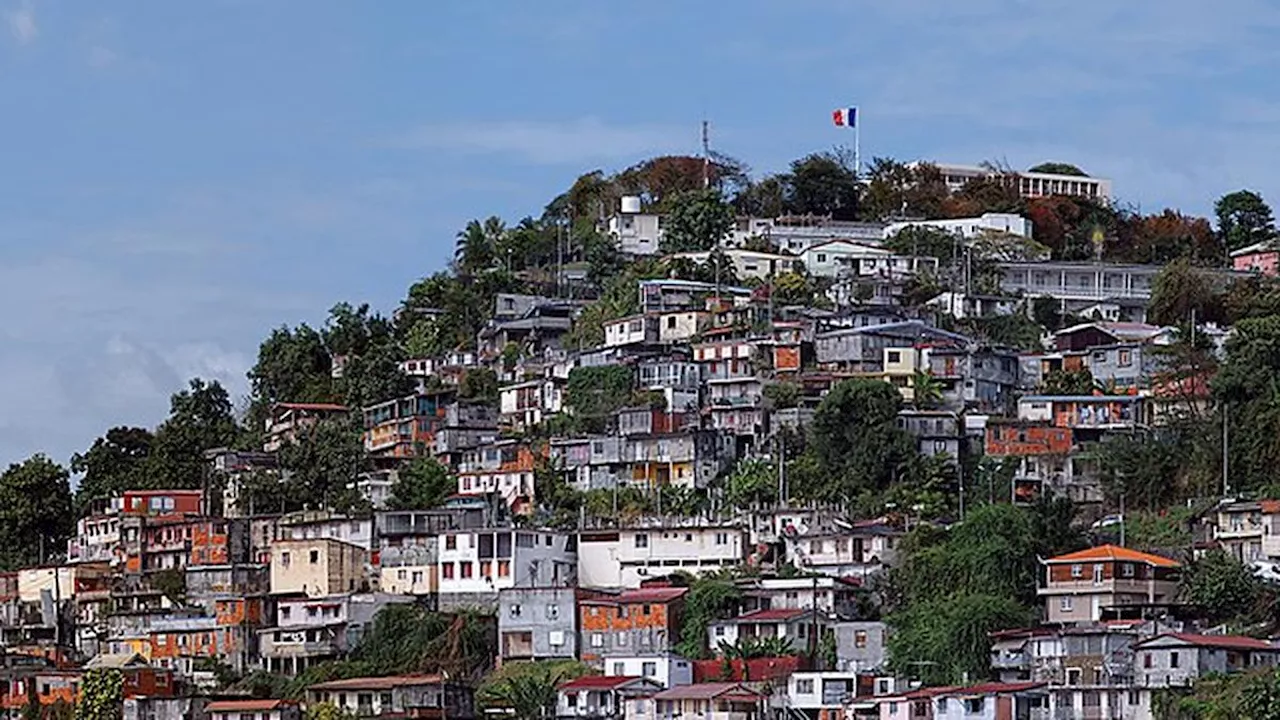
[1,671,79,712]
[578,587,687,664]
[120,490,203,517]
[985,424,1072,456]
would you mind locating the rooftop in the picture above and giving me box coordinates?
[651,683,762,701]
[559,675,645,691]
[726,608,810,622]
[1137,633,1275,651]
[1045,544,1180,568]
[307,674,446,692]
[206,700,295,712]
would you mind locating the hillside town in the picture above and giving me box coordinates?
[8,152,1280,720]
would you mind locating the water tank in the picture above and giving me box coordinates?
[620,196,641,214]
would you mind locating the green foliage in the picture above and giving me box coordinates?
[717,635,795,660]
[675,570,744,659]
[887,592,1030,686]
[892,504,1040,606]
[388,458,454,511]
[153,568,186,606]
[959,313,1044,351]
[351,604,497,681]
[660,189,736,253]
[910,371,944,409]
[884,226,963,263]
[275,419,368,514]
[149,378,242,488]
[248,324,336,421]
[800,379,915,503]
[479,660,590,720]
[724,458,777,509]
[561,259,667,349]
[1149,259,1226,327]
[0,455,73,570]
[71,426,155,514]
[1040,368,1095,395]
[1158,668,1280,720]
[304,703,356,720]
[762,381,801,409]
[1180,549,1263,626]
[1027,162,1087,176]
[1213,315,1280,493]
[76,668,123,720]
[860,158,948,221]
[1216,190,1277,252]
[786,151,861,219]
[454,217,506,275]
[564,366,634,431]
[458,368,499,406]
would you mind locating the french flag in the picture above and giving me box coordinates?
[832,107,857,127]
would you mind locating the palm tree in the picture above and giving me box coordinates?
[480,662,580,720]
[911,371,945,409]
[454,216,507,275]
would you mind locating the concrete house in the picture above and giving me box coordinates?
[498,586,580,663]
[1038,545,1180,624]
[1134,633,1280,688]
[269,538,369,597]
[579,587,687,665]
[557,676,664,720]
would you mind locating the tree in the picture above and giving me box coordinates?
[910,372,944,409]
[454,217,506,274]
[675,571,743,659]
[71,426,155,514]
[801,379,915,503]
[1040,368,1095,395]
[277,419,367,513]
[353,605,497,680]
[763,381,801,409]
[660,189,735,253]
[305,703,355,720]
[1213,315,1280,493]
[564,366,634,432]
[458,368,499,406]
[76,665,123,720]
[1147,258,1225,327]
[248,325,335,412]
[724,458,777,509]
[887,592,1029,686]
[149,379,242,488]
[1216,190,1276,252]
[786,152,860,219]
[387,458,453,510]
[733,175,787,218]
[478,660,588,720]
[1181,549,1264,625]
[1027,162,1087,176]
[0,455,73,570]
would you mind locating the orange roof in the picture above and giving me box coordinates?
[206,700,294,712]
[1045,544,1180,568]
[1262,500,1280,514]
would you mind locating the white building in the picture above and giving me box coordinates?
[604,653,694,689]
[798,240,937,280]
[578,524,747,589]
[278,512,375,552]
[435,528,576,604]
[608,198,664,256]
[67,514,120,564]
[724,217,886,253]
[707,608,826,652]
[884,212,1033,240]
[656,311,710,345]
[925,162,1113,202]
[500,378,563,430]
[1134,633,1280,689]
[665,250,800,281]
[784,672,861,712]
[604,315,661,348]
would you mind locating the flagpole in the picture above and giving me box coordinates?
[854,107,861,180]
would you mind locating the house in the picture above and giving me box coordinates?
[604,316,662,348]
[799,240,937,281]
[608,203,663,256]
[207,699,300,720]
[735,577,861,618]
[1038,545,1180,624]
[557,676,664,720]
[928,682,1049,720]
[305,674,475,719]
[476,299,574,358]
[579,587,687,664]
[362,389,456,461]
[997,263,1159,322]
[926,292,1020,321]
[603,654,694,689]
[499,378,563,431]
[665,250,799,281]
[1050,321,1170,352]
[1134,633,1280,688]
[1232,240,1280,276]
[435,528,576,610]
[926,346,1020,412]
[637,279,753,314]
[1016,395,1145,431]
[1213,500,1270,563]
[785,671,862,718]
[264,402,349,452]
[724,216,885,253]
[206,447,280,519]
[377,510,454,596]
[921,162,1112,201]
[498,586,580,663]
[259,593,411,675]
[707,608,827,655]
[874,685,955,720]
[269,538,370,597]
[813,322,969,375]
[984,422,1088,504]
[884,212,1034,240]
[577,525,746,589]
[898,410,962,459]
[455,440,539,514]
[656,311,711,345]
[834,622,889,673]
[783,520,900,581]
[626,683,764,720]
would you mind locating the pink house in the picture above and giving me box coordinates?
[1232,241,1280,277]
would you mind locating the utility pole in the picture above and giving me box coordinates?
[1222,403,1230,498]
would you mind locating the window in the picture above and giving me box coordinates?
[281,552,291,567]
[309,549,319,564]
[796,679,814,694]
[1170,652,1180,669]
[445,535,457,550]
[280,607,291,619]
[461,563,474,579]
[307,606,319,618]
[613,662,627,676]
[498,561,511,577]
[411,571,423,584]
[715,533,728,545]
[1067,668,1081,686]
[667,316,677,329]
[635,534,649,548]
[1070,563,1083,578]
[643,604,652,616]
[442,563,455,579]
[855,630,868,648]
[963,698,983,713]
[1118,349,1132,366]
[546,604,559,620]
[715,625,725,637]
[1128,690,1141,706]
[817,253,827,263]
[591,633,604,647]
[1122,563,1135,578]
[887,350,901,363]
[1143,653,1152,669]
[617,632,628,646]
[1092,564,1104,583]
[642,661,657,677]
[1060,597,1074,612]
[549,630,565,646]
[509,604,522,618]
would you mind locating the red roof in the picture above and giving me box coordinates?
[1262,500,1280,515]
[206,700,293,712]
[652,683,762,701]
[728,608,809,622]
[939,681,1047,696]
[559,676,645,691]
[1139,633,1275,651]
[1045,544,1180,568]
[274,402,348,412]
[617,587,688,604]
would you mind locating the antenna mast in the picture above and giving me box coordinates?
[701,120,711,189]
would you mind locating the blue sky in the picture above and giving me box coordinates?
[3,0,1280,468]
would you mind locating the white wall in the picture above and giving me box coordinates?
[603,655,693,688]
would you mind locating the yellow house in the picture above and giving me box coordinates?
[270,538,369,597]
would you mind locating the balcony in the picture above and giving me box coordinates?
[992,650,1029,671]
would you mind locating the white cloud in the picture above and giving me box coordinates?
[88,45,117,68]
[6,0,35,45]
[394,117,689,165]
